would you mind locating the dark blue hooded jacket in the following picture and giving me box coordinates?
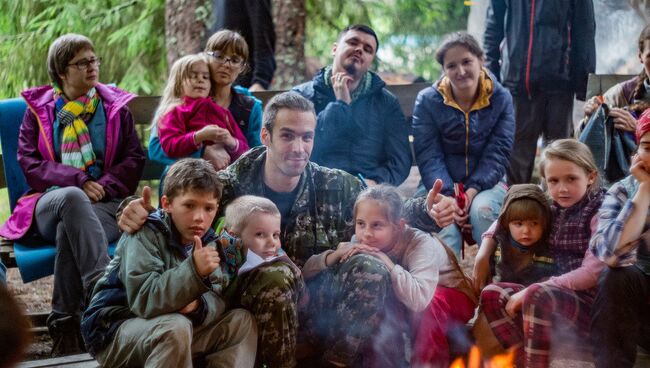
[293,69,412,185]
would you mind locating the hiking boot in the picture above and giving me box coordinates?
[46,313,86,357]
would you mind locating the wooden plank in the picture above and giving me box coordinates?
[126,83,429,128]
[586,73,635,100]
[30,326,48,336]
[386,82,430,117]
[127,95,160,125]
[19,354,97,368]
[27,311,49,327]
[253,83,429,118]
[1,241,16,268]
[141,157,166,181]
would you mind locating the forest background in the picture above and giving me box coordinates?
[2,1,648,99]
[0,0,647,220]
[0,0,469,99]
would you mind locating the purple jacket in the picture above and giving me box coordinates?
[0,83,145,239]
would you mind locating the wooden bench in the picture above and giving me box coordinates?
[0,83,428,275]
[19,354,97,368]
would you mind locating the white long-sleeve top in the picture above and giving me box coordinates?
[302,225,448,312]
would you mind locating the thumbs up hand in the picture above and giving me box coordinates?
[118,186,155,234]
[192,235,221,277]
[425,179,457,229]
[141,186,155,212]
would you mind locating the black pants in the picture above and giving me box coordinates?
[591,266,650,368]
[506,92,573,185]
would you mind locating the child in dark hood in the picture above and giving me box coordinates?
[491,184,556,285]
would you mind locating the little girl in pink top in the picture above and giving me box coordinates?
[155,54,248,170]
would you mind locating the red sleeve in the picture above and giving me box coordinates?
[158,105,200,158]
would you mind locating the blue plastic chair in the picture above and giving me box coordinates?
[0,98,116,282]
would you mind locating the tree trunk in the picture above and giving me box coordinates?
[165,0,211,68]
[271,0,306,89]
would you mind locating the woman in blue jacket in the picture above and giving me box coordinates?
[413,32,515,255]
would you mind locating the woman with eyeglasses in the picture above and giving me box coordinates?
[148,29,263,170]
[0,34,145,356]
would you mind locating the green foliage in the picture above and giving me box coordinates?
[0,0,468,99]
[305,0,469,82]
[0,0,166,99]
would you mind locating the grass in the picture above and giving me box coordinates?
[0,188,10,224]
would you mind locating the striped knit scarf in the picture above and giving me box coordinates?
[53,85,99,171]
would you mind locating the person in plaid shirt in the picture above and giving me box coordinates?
[590,109,650,368]
[479,139,606,368]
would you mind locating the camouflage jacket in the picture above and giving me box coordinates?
[218,146,363,267]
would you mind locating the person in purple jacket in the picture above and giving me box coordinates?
[0,34,145,356]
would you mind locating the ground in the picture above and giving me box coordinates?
[8,269,53,359]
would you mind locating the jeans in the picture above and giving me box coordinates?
[438,182,507,257]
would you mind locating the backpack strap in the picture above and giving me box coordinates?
[430,232,479,305]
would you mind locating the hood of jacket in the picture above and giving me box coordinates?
[496,184,552,245]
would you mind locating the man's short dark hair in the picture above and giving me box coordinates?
[262,91,315,134]
[338,24,379,52]
[163,158,223,200]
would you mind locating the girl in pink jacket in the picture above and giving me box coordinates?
[154,54,248,171]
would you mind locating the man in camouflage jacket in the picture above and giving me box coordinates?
[119,92,366,367]
[217,145,361,269]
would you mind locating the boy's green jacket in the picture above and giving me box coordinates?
[81,210,228,356]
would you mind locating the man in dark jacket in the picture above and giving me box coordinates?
[210,0,275,91]
[293,24,412,186]
[484,0,596,184]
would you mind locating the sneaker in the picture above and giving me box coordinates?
[46,313,86,357]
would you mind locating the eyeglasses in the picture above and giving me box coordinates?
[67,58,102,70]
[206,51,244,67]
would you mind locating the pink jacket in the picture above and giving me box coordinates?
[0,83,145,240]
[158,96,249,160]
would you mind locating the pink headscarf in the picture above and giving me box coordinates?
[636,108,650,144]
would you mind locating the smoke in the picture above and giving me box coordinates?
[593,1,645,74]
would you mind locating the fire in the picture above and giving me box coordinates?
[449,346,515,368]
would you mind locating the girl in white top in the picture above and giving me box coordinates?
[302,184,447,366]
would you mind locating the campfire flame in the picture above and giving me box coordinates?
[449,346,515,368]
